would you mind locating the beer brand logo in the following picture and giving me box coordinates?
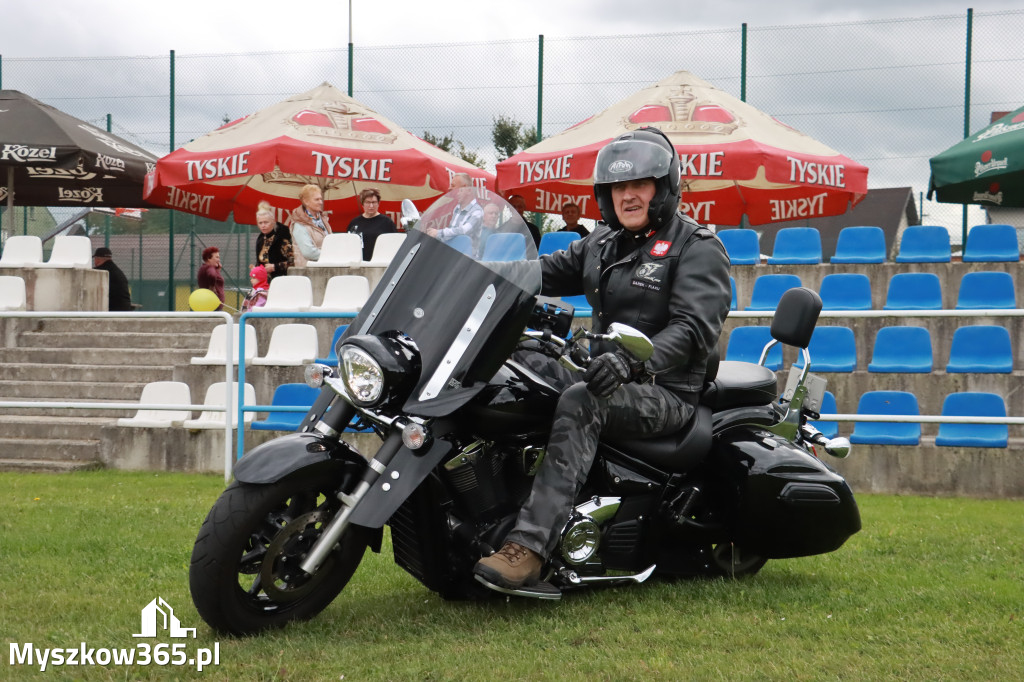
[96,153,127,172]
[975,120,1024,142]
[57,187,104,203]
[650,240,672,257]
[974,150,1008,177]
[1,144,57,162]
[77,124,154,159]
[607,160,633,174]
[27,161,98,181]
[973,189,1003,205]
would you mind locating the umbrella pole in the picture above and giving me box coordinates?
[4,167,13,245]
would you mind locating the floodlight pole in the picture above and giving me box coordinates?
[348,0,354,96]
[962,8,973,248]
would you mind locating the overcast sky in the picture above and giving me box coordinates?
[2,0,1021,56]
[3,0,1021,232]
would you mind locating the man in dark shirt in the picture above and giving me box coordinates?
[557,201,589,237]
[346,188,397,261]
[92,247,133,311]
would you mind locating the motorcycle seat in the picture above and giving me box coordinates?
[700,360,778,411]
[606,404,712,473]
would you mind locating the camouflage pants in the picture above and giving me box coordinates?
[506,351,694,558]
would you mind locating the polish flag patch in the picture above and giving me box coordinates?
[651,240,672,257]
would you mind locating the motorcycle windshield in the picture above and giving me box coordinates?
[341,188,541,417]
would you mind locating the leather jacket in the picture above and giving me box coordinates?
[540,212,731,397]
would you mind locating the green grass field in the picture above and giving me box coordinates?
[1,470,1021,681]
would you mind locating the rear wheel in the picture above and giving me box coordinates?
[189,472,366,635]
[709,542,767,578]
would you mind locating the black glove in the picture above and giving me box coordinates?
[583,351,641,398]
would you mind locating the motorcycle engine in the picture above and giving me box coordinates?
[442,440,537,520]
[560,496,621,565]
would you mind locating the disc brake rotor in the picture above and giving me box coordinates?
[259,510,336,602]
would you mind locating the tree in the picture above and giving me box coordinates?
[492,114,537,162]
[421,131,484,168]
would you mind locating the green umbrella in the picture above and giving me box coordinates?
[928,104,1024,207]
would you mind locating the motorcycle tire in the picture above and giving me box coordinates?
[189,473,366,635]
[709,542,767,578]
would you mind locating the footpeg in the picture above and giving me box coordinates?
[474,574,562,600]
[559,563,656,586]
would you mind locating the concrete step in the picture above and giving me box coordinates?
[0,459,103,473]
[0,380,149,400]
[16,330,210,350]
[0,347,204,366]
[0,437,101,462]
[0,415,111,440]
[0,363,176,383]
[0,402,135,419]
[31,318,222,336]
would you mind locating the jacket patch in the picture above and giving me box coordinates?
[651,240,671,257]
[631,262,665,291]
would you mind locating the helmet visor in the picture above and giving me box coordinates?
[593,137,675,185]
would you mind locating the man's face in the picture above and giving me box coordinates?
[610,178,656,232]
[561,204,580,225]
[508,195,526,215]
[482,203,501,228]
[450,176,473,205]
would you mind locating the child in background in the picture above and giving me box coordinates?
[242,265,269,312]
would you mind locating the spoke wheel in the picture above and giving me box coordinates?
[190,472,365,635]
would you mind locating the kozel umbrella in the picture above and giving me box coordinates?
[143,82,495,224]
[928,104,1024,207]
[496,71,868,226]
[0,89,159,238]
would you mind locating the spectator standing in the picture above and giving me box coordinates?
[255,202,293,280]
[92,247,132,311]
[197,246,225,309]
[290,184,333,267]
[557,201,589,238]
[346,188,397,261]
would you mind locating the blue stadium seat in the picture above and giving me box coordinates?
[314,325,350,366]
[249,383,319,431]
[868,326,933,373]
[729,276,738,311]
[559,294,592,317]
[725,326,783,370]
[955,271,1016,310]
[883,272,943,311]
[767,227,822,264]
[481,233,527,261]
[446,234,474,256]
[849,391,921,445]
[946,325,1013,373]
[746,274,802,311]
[962,223,1020,262]
[819,273,872,311]
[831,226,886,263]
[895,225,951,263]
[717,229,760,265]
[795,326,857,372]
[538,231,580,256]
[935,392,1009,448]
[810,390,839,439]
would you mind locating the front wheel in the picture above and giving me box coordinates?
[189,472,366,635]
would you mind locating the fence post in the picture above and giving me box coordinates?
[169,49,176,311]
[962,8,973,249]
[105,114,112,249]
[536,35,544,143]
[741,23,748,102]
[347,0,354,96]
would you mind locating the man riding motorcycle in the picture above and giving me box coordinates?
[474,126,733,591]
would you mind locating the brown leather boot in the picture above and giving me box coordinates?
[473,541,543,589]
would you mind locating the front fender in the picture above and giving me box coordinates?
[233,432,366,484]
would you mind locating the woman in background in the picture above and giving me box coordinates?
[254,202,293,280]
[290,184,332,266]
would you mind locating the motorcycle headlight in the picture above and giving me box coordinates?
[340,346,385,405]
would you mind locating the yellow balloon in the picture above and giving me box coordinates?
[189,288,221,312]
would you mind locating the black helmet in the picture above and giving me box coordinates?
[593,126,680,230]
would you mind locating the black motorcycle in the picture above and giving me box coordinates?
[189,191,860,635]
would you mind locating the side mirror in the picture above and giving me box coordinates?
[604,322,654,363]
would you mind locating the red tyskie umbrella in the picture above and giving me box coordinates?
[496,71,868,226]
[143,83,495,225]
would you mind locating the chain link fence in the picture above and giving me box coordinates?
[1,9,1022,310]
